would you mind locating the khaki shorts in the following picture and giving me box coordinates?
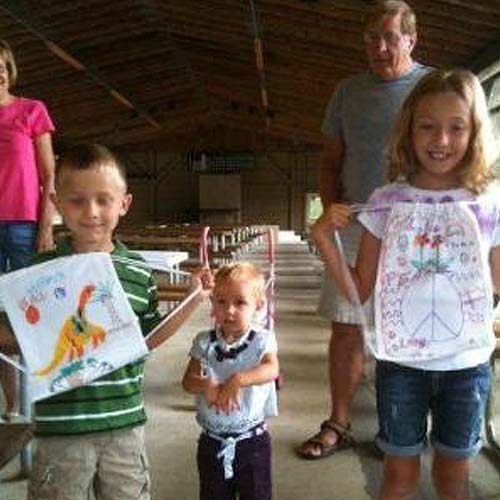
[317,223,374,324]
[28,425,150,500]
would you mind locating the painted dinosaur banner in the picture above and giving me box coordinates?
[0,253,147,402]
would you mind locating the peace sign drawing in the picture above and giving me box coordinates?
[402,272,463,344]
[374,202,493,362]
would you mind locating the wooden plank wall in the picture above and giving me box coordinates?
[122,150,319,232]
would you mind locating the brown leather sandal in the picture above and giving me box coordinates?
[296,419,355,460]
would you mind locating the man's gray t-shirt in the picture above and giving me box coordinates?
[322,63,430,203]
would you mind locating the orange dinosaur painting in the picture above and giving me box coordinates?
[35,284,106,377]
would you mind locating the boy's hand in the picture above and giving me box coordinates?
[197,267,215,291]
[192,267,214,299]
[212,374,242,415]
[312,203,352,240]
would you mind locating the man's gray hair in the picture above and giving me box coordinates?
[364,1,417,36]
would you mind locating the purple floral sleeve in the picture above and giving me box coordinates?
[357,183,405,238]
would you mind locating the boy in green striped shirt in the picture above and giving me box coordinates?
[27,144,161,500]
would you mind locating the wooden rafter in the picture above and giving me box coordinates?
[0,0,498,148]
[0,0,160,129]
[248,0,272,129]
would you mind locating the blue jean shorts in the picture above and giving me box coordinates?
[0,221,37,272]
[375,360,490,459]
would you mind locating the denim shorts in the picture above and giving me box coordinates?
[0,221,37,272]
[375,360,490,459]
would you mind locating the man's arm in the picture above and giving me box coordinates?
[319,136,345,209]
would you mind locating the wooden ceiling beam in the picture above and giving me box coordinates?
[210,93,320,131]
[68,110,209,147]
[248,0,272,128]
[207,79,326,114]
[63,108,206,138]
[35,3,150,30]
[59,24,158,50]
[24,0,109,19]
[98,7,484,74]
[21,60,192,92]
[53,92,202,126]
[181,36,366,75]
[0,0,161,129]
[72,38,177,69]
[431,0,500,17]
[267,0,500,28]
[155,2,248,33]
[2,0,498,151]
[417,15,499,43]
[467,38,500,78]
[132,0,213,126]
[214,109,322,146]
[262,14,490,54]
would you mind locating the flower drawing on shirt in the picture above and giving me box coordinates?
[415,232,430,250]
[412,232,449,273]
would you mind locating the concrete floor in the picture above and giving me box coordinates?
[1,239,500,499]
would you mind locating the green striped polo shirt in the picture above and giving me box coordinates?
[32,238,161,435]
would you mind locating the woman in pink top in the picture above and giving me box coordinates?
[0,39,56,417]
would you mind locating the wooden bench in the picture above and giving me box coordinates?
[157,284,192,303]
[116,223,270,270]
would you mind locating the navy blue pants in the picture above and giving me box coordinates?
[197,431,272,500]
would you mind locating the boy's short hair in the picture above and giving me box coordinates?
[56,143,127,190]
[0,39,18,88]
[214,262,266,302]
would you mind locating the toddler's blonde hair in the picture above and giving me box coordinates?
[215,262,266,303]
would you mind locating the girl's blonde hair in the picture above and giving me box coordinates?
[388,68,498,193]
[215,262,265,303]
[0,39,17,88]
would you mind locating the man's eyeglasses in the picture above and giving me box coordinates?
[363,31,408,48]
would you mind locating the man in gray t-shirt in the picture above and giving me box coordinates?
[297,1,430,460]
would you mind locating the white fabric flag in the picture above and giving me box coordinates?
[0,253,147,402]
[371,202,494,362]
